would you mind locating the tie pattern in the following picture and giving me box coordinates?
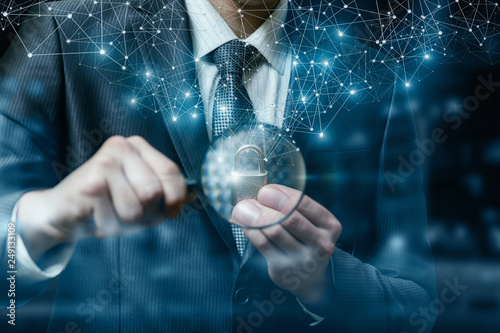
[212,40,257,137]
[211,40,257,256]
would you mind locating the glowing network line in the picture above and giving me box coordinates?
[0,0,499,138]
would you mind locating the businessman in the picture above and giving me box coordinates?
[0,0,437,332]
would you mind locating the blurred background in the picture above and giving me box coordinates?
[1,0,499,332]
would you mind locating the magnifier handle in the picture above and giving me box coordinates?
[185,178,201,202]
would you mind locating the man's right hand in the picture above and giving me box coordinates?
[16,135,187,262]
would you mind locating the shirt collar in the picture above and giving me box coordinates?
[185,0,289,75]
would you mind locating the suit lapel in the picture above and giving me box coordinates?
[132,0,206,179]
[132,0,239,259]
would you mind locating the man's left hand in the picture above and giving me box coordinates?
[232,184,342,305]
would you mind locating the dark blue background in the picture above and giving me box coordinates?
[1,1,499,332]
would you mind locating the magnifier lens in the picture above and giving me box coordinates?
[201,124,306,228]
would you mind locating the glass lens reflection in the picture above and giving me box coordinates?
[201,123,306,228]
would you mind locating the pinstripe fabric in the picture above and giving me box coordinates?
[0,0,436,332]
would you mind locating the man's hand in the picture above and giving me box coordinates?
[17,135,187,261]
[232,185,341,305]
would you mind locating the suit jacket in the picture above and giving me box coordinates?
[0,0,437,332]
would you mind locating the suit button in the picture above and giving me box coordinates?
[234,287,249,305]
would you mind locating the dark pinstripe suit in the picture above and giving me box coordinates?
[0,0,437,332]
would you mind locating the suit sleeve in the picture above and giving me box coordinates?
[0,2,67,307]
[316,74,438,333]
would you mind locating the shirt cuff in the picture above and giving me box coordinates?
[11,201,76,284]
[296,297,326,326]
[295,256,335,327]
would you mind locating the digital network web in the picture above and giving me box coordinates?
[1,0,499,137]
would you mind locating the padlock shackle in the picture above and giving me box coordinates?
[235,144,266,173]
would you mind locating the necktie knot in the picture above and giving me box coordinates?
[211,40,257,139]
[213,40,258,78]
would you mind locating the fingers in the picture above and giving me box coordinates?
[233,196,322,253]
[85,152,149,237]
[126,136,187,217]
[232,199,283,228]
[99,136,186,218]
[117,145,164,207]
[243,227,290,266]
[233,199,306,254]
[104,164,146,224]
[257,184,301,214]
[92,188,121,238]
[33,135,187,244]
[236,184,342,258]
[103,137,165,219]
[86,135,187,237]
[258,184,340,231]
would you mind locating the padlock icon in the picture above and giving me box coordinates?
[231,144,268,206]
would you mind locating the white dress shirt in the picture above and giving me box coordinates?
[185,0,291,139]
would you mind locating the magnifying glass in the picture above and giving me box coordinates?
[103,123,305,237]
[192,123,307,229]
